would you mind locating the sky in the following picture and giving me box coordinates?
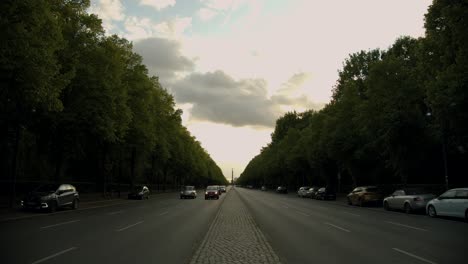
[89,0,433,180]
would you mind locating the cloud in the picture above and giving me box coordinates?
[170,71,323,127]
[88,0,125,31]
[198,8,217,21]
[133,37,195,82]
[139,0,176,10]
[153,17,192,38]
[276,72,312,96]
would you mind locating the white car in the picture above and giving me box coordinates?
[426,188,468,220]
[383,188,435,213]
[297,186,311,198]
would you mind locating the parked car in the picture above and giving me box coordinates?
[315,187,336,200]
[347,186,382,206]
[426,188,468,221]
[304,187,320,198]
[383,188,435,213]
[128,185,150,200]
[261,186,267,191]
[21,183,79,212]
[277,186,288,194]
[297,186,311,197]
[180,186,197,199]
[205,185,220,200]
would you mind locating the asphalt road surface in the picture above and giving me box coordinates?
[1,187,467,264]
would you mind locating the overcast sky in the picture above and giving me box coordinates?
[89,0,432,180]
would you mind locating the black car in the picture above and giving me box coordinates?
[21,184,79,212]
[315,187,336,200]
[128,186,150,200]
[277,186,288,194]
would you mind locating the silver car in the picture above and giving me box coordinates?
[383,188,435,213]
[426,188,468,220]
[297,186,311,198]
[180,186,197,199]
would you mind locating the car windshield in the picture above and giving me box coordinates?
[206,186,218,190]
[365,187,379,192]
[184,186,194,190]
[34,184,59,193]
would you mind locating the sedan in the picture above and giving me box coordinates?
[426,188,468,220]
[315,187,336,200]
[205,185,220,200]
[180,186,197,199]
[347,186,382,206]
[297,186,311,197]
[276,186,288,194]
[383,188,435,213]
[304,187,320,198]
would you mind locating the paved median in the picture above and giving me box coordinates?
[190,188,281,264]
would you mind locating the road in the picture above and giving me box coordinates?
[238,188,468,264]
[0,191,223,264]
[0,187,467,264]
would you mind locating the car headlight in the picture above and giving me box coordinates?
[205,192,208,195]
[180,192,183,194]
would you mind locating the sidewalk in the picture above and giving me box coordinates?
[190,188,281,264]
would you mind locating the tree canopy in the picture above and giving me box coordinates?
[238,0,468,190]
[0,0,227,197]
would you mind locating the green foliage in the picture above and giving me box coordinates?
[0,0,227,192]
[238,0,468,189]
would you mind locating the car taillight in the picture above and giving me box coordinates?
[413,197,422,202]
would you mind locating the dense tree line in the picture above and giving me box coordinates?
[238,0,468,191]
[0,0,227,200]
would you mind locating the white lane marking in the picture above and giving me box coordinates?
[324,222,351,233]
[342,211,360,217]
[386,221,428,232]
[40,220,80,229]
[107,210,124,215]
[116,221,144,232]
[158,211,168,216]
[297,211,310,217]
[393,248,438,264]
[31,247,77,264]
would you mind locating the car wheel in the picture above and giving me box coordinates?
[347,197,352,205]
[427,205,437,218]
[72,199,79,210]
[358,198,364,207]
[404,203,412,214]
[383,201,390,211]
[49,201,57,213]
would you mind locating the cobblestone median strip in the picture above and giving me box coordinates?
[189,189,281,264]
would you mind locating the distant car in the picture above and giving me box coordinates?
[426,188,468,220]
[277,186,288,194]
[220,185,227,193]
[128,186,150,200]
[261,186,267,191]
[297,186,311,197]
[383,188,435,213]
[21,184,79,212]
[303,187,319,198]
[205,185,220,200]
[347,186,382,206]
[315,187,336,200]
[180,186,197,199]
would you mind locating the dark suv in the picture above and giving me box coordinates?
[21,184,79,212]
